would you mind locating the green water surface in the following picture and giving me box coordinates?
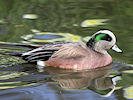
[0,0,133,100]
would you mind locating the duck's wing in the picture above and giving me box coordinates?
[21,42,71,62]
[22,42,87,63]
[51,42,87,59]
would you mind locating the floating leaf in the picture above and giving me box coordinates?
[21,31,82,43]
[81,19,109,27]
[0,19,8,24]
[22,14,38,19]
[122,70,133,74]
[124,86,133,99]
[31,29,41,33]
[21,34,33,40]
[73,24,78,26]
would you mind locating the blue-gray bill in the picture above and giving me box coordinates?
[111,45,122,53]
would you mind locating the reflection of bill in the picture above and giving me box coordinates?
[89,77,115,97]
[44,65,120,97]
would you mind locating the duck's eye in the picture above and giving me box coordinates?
[94,33,112,42]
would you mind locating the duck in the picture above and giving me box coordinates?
[22,30,122,70]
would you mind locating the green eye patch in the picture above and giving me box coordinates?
[94,33,107,42]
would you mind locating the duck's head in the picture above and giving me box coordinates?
[86,30,122,54]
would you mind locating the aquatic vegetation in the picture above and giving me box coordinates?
[81,19,109,27]
[0,54,25,67]
[0,72,28,80]
[0,81,36,90]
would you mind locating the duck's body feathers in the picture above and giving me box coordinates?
[22,42,86,63]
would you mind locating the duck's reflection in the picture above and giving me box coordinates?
[42,65,120,97]
[0,63,119,97]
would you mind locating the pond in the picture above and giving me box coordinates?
[0,0,133,100]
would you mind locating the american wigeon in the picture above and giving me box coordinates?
[22,30,122,70]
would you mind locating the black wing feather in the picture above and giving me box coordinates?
[22,42,72,63]
[22,50,57,63]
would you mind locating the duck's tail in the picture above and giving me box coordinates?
[0,42,41,57]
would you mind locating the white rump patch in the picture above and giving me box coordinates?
[37,61,45,66]
[37,61,46,72]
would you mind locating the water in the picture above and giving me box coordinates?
[0,0,133,100]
